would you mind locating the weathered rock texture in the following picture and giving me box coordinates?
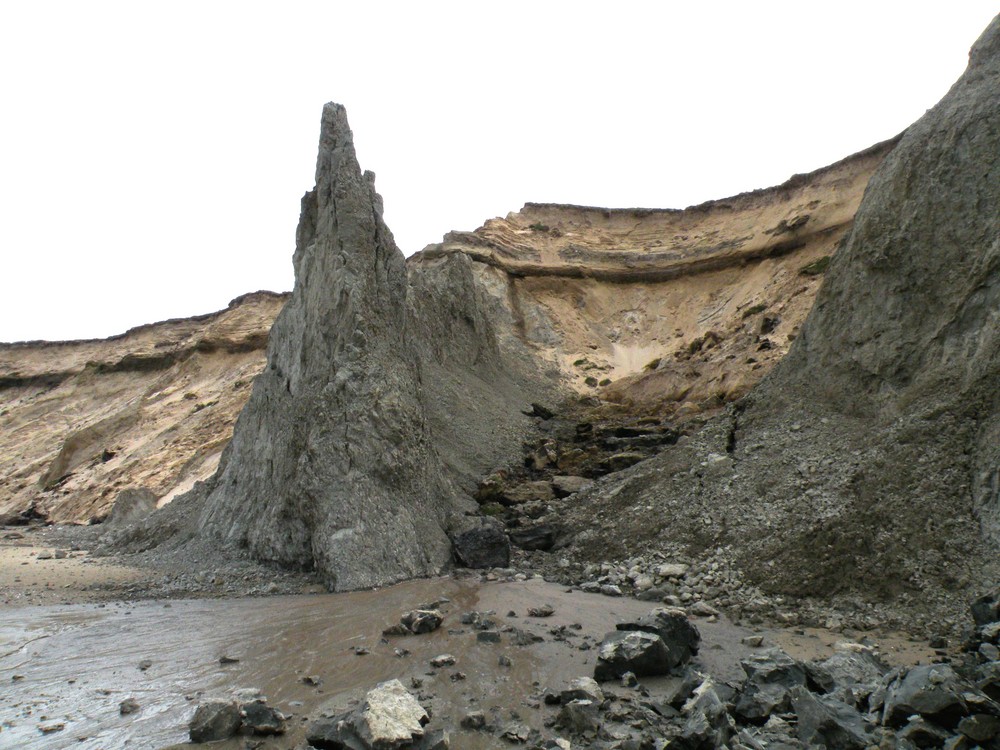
[418,138,895,416]
[559,15,1000,621]
[0,124,890,528]
[147,104,547,590]
[0,292,285,523]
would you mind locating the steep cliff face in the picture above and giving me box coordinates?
[420,139,894,416]
[559,15,1000,621]
[0,292,286,524]
[185,105,551,590]
[0,122,892,550]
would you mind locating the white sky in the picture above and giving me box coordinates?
[1,2,996,342]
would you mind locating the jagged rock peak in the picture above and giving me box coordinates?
[193,103,467,590]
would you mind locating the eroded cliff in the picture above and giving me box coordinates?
[0,135,891,534]
[551,15,1000,629]
[0,292,286,524]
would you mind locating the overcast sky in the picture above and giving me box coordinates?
[1,2,996,342]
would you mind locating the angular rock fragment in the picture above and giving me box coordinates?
[674,677,735,750]
[509,524,557,552]
[616,607,700,668]
[560,676,604,705]
[400,610,443,635]
[551,476,592,498]
[594,630,674,681]
[451,520,510,569]
[240,700,286,735]
[307,679,429,750]
[789,685,869,750]
[557,699,601,735]
[189,701,242,743]
[735,648,807,721]
[882,664,993,729]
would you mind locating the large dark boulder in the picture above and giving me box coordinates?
[189,701,241,743]
[789,686,870,750]
[734,648,807,721]
[616,607,700,668]
[594,630,674,682]
[882,664,998,729]
[451,520,510,568]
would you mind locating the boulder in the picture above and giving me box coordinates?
[615,607,700,668]
[501,481,554,506]
[240,700,285,735]
[400,610,443,635]
[805,650,887,706]
[735,648,807,721]
[972,589,1000,628]
[656,563,690,578]
[451,520,510,568]
[551,475,592,498]
[509,523,557,552]
[789,686,870,750]
[356,680,429,748]
[189,701,241,743]
[897,716,952,748]
[557,699,601,735]
[882,664,990,729]
[106,488,158,526]
[594,630,673,681]
[560,676,604,705]
[958,713,1000,743]
[674,677,735,750]
[308,679,429,750]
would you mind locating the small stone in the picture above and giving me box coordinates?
[657,563,689,578]
[431,654,456,668]
[401,609,444,635]
[240,701,286,735]
[477,631,502,643]
[219,655,240,664]
[137,659,153,671]
[119,698,140,715]
[560,676,604,704]
[461,711,487,730]
[528,604,555,618]
[301,675,322,686]
[690,601,719,617]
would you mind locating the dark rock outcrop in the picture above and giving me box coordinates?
[559,13,1000,619]
[119,104,550,588]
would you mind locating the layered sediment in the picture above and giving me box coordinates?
[555,15,1000,626]
[0,292,286,523]
[0,115,892,531]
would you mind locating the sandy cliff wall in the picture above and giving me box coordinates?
[0,124,893,534]
[0,292,287,523]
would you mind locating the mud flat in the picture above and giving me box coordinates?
[1,568,940,750]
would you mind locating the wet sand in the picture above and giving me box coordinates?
[0,572,940,750]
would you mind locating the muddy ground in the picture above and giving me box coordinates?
[0,523,945,750]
